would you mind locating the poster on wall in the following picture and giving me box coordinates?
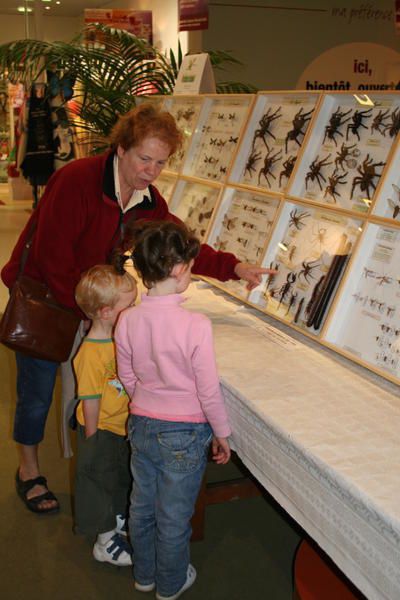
[84,9,153,44]
[178,0,209,32]
[297,42,400,92]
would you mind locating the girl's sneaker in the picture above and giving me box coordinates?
[156,564,197,600]
[135,581,156,592]
[93,532,133,566]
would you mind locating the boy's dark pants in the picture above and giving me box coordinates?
[74,425,131,535]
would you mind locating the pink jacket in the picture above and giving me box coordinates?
[115,293,231,439]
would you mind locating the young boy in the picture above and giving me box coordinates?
[73,264,137,566]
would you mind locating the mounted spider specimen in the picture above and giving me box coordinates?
[350,153,385,199]
[346,108,373,141]
[323,106,352,146]
[244,149,262,177]
[288,208,310,230]
[310,226,328,249]
[298,259,321,284]
[305,154,332,190]
[387,184,400,219]
[252,106,282,149]
[384,107,400,138]
[370,109,390,136]
[279,155,296,187]
[284,107,314,152]
[324,168,348,202]
[334,142,358,170]
[257,149,282,186]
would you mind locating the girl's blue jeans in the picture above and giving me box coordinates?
[128,415,212,597]
[14,352,59,445]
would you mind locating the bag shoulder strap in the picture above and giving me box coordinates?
[18,218,37,276]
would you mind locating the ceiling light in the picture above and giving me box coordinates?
[44,5,51,8]
[17,6,33,12]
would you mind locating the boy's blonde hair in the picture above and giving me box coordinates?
[75,264,137,319]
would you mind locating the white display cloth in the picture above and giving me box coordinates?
[185,281,400,600]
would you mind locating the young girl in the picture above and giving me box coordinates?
[114,221,231,600]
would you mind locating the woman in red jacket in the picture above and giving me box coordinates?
[2,103,271,514]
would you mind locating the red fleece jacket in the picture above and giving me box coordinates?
[2,152,240,316]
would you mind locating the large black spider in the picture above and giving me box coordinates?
[284,107,314,152]
[305,154,332,190]
[252,106,282,149]
[346,108,373,141]
[323,107,352,146]
[257,148,282,186]
[350,153,385,199]
[288,208,310,230]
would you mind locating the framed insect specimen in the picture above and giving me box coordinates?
[168,179,222,241]
[248,201,362,334]
[206,187,280,297]
[370,138,400,221]
[288,92,400,212]
[323,222,400,381]
[229,92,318,193]
[181,95,254,182]
[161,96,204,173]
[154,173,178,204]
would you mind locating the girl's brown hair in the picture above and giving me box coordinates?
[114,220,200,289]
[109,103,183,156]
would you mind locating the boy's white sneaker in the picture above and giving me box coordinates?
[156,564,197,600]
[93,533,133,566]
[115,513,129,537]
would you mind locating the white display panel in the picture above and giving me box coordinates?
[229,92,318,193]
[324,222,400,379]
[155,173,177,204]
[206,186,280,297]
[161,96,204,173]
[249,201,363,334]
[182,95,254,182]
[168,179,222,241]
[371,137,400,221]
[288,93,400,212]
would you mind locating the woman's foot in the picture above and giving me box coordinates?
[15,470,60,514]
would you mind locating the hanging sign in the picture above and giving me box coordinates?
[84,9,153,44]
[174,53,216,94]
[178,0,209,32]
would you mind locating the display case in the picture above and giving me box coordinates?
[287,93,400,213]
[370,137,400,221]
[323,221,400,381]
[248,200,363,334]
[181,94,254,182]
[206,186,280,297]
[161,96,204,173]
[229,92,318,193]
[168,178,222,241]
[155,172,177,204]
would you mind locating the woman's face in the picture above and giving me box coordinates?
[117,136,171,191]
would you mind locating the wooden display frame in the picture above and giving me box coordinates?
[181,94,255,183]
[155,172,178,204]
[160,95,204,174]
[322,219,400,383]
[229,91,320,194]
[168,176,223,242]
[287,92,400,214]
[248,199,363,335]
[205,185,281,299]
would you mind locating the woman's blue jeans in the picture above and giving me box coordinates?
[128,415,212,597]
[14,352,59,445]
